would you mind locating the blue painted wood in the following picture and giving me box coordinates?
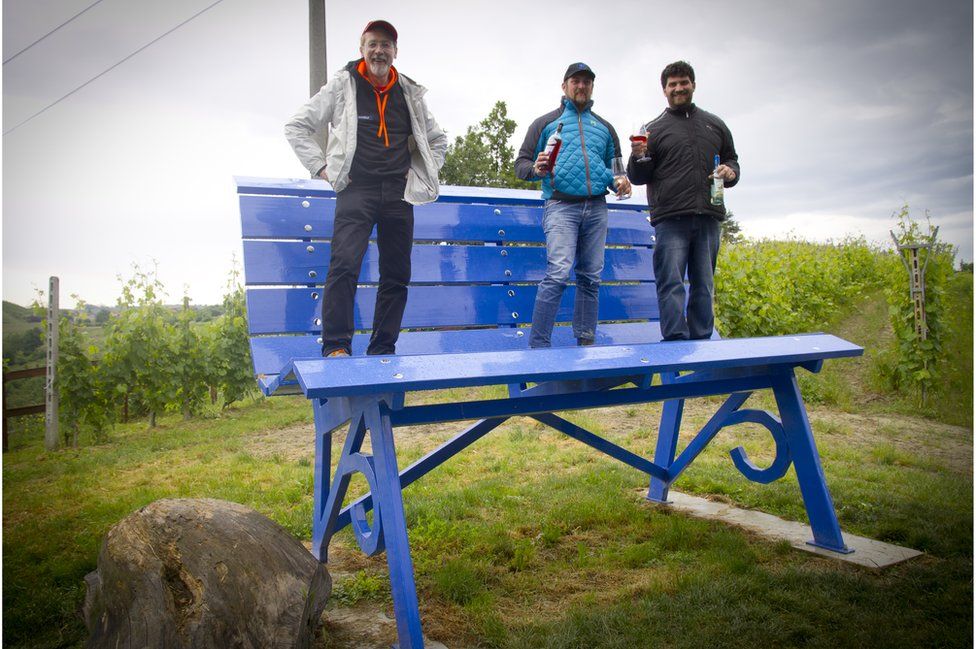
[239,194,653,245]
[242,241,655,285]
[249,322,667,380]
[533,412,669,481]
[665,391,751,484]
[647,372,685,502]
[362,400,426,648]
[234,175,649,211]
[334,417,506,533]
[770,369,852,553]
[245,284,660,334]
[727,409,792,484]
[291,335,863,399]
[237,176,866,648]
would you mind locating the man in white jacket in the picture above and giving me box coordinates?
[285,19,447,357]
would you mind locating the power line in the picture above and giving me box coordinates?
[3,0,107,65]
[3,0,229,136]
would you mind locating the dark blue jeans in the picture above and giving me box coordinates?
[652,214,721,341]
[529,197,608,348]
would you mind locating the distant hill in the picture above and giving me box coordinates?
[3,301,42,336]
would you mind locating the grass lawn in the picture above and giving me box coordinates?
[2,282,972,648]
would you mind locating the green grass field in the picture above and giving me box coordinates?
[2,276,972,648]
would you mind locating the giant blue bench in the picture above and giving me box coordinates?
[237,176,863,648]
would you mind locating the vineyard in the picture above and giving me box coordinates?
[2,222,972,648]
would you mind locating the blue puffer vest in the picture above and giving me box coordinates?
[538,98,616,200]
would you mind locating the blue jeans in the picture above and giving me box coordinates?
[653,214,721,340]
[529,198,608,348]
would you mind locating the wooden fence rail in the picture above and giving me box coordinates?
[3,366,46,452]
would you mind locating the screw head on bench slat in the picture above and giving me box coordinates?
[393,373,404,379]
[302,200,310,208]
[307,245,315,253]
[311,292,319,300]
[380,359,391,364]
[640,358,650,363]
[494,209,501,215]
[500,249,508,256]
[516,330,524,337]
[304,224,312,232]
[507,290,515,297]
[504,270,512,277]
[308,270,317,278]
[314,318,321,326]
[511,312,519,319]
[498,229,505,237]
[316,337,323,344]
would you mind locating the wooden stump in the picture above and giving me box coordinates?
[83,498,330,649]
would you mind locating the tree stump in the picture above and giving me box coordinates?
[82,498,330,649]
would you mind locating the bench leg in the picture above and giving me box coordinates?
[772,369,852,554]
[648,372,683,503]
[311,400,333,561]
[362,400,426,649]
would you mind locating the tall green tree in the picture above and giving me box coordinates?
[440,101,538,190]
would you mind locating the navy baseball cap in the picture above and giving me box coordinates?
[564,62,595,81]
[363,20,398,42]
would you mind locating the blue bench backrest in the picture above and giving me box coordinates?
[237,177,656,372]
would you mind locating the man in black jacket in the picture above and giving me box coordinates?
[628,60,740,341]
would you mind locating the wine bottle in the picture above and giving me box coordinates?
[710,154,724,207]
[541,123,563,175]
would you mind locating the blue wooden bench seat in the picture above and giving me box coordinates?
[237,176,863,649]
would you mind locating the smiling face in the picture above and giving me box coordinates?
[663,75,695,108]
[359,30,397,82]
[562,73,594,108]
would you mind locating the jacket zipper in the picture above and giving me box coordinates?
[686,109,704,213]
[577,111,592,195]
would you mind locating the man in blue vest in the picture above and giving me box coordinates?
[515,63,630,348]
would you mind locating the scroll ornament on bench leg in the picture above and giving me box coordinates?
[313,411,386,561]
[725,408,792,484]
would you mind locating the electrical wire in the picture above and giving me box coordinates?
[4,0,229,136]
[3,0,107,65]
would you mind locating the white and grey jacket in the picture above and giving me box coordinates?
[284,61,448,205]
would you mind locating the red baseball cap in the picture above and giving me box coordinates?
[363,20,397,42]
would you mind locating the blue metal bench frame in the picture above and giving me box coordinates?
[237,176,862,648]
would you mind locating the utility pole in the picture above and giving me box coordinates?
[309,1,327,96]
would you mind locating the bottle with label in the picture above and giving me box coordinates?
[541,123,563,175]
[710,154,724,206]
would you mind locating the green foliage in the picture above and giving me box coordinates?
[714,237,885,337]
[330,570,388,606]
[101,264,178,427]
[174,294,210,419]
[440,101,538,189]
[876,206,954,403]
[720,211,743,245]
[53,299,112,445]
[207,266,255,407]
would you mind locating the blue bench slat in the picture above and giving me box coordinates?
[249,322,675,377]
[239,195,654,246]
[242,241,655,286]
[235,176,648,211]
[245,284,659,334]
[290,334,864,398]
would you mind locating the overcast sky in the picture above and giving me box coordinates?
[3,0,973,308]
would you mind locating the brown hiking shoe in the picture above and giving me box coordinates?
[326,349,350,358]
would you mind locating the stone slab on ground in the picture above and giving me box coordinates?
[655,490,923,568]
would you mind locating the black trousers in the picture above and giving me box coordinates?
[321,177,414,356]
